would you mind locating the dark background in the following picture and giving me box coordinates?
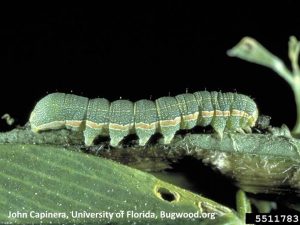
[1,2,300,211]
[1,2,300,129]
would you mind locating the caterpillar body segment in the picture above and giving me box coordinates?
[84,98,110,146]
[29,91,259,147]
[109,100,135,147]
[175,93,198,130]
[134,99,158,146]
[155,97,181,144]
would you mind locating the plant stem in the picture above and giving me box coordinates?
[228,36,300,136]
[292,77,300,135]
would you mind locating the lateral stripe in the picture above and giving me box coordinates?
[34,110,252,131]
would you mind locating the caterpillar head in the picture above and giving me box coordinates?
[247,108,259,127]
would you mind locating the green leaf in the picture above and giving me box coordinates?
[0,144,243,225]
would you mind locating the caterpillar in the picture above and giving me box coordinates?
[29,91,258,147]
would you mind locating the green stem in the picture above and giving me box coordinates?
[270,59,294,86]
[228,37,300,136]
[227,37,294,86]
[292,77,300,135]
[236,190,251,222]
[289,36,300,77]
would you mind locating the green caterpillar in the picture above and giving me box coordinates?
[29,91,258,147]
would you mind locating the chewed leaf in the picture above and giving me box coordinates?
[227,37,284,70]
[0,144,243,225]
[228,36,300,135]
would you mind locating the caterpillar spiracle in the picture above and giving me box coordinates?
[29,91,259,147]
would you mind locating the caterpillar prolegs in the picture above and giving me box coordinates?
[29,91,259,147]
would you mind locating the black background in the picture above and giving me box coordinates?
[1,2,300,129]
[1,2,300,211]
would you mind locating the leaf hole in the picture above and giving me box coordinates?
[156,187,178,202]
[243,40,254,53]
